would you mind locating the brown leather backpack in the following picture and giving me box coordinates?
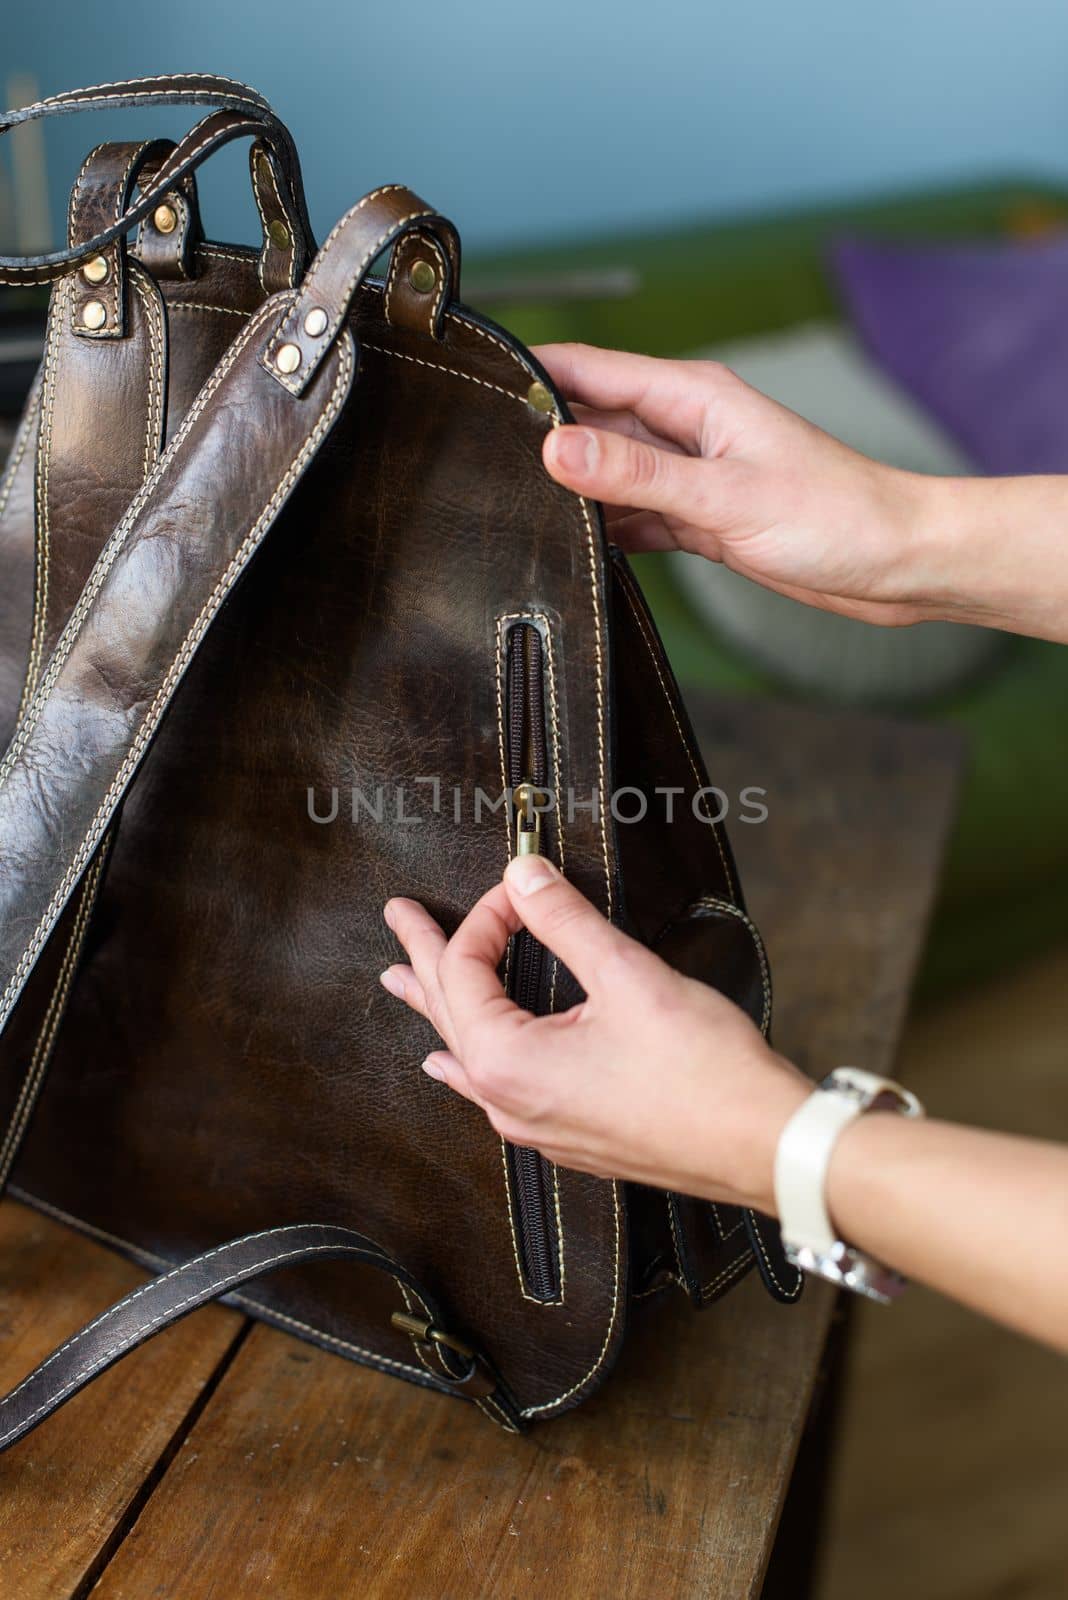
[0,75,799,1448]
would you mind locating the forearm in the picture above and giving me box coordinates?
[824,1112,1068,1350]
[913,472,1068,644]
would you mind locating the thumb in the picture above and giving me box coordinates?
[544,424,718,524]
[502,855,658,996]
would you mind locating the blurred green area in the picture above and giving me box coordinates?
[470,180,1068,997]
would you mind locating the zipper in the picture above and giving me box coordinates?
[504,620,560,1302]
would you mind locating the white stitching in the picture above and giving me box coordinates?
[35,74,268,110]
[0,307,352,1026]
[0,367,42,532]
[16,279,66,721]
[362,342,525,404]
[0,854,105,1186]
[0,1236,418,1448]
[698,1249,754,1302]
[3,297,281,778]
[168,300,250,318]
[493,611,567,1307]
[10,1188,438,1388]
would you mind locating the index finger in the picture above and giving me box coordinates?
[532,343,709,452]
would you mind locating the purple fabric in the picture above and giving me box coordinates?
[831,231,1068,475]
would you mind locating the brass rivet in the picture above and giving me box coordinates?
[408,258,436,295]
[275,342,302,375]
[303,307,328,338]
[267,218,291,250]
[82,299,107,331]
[153,203,178,235]
[526,380,554,414]
[83,254,110,286]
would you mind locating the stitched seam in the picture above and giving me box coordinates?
[130,264,165,482]
[382,229,405,322]
[197,244,257,266]
[17,280,66,721]
[0,368,43,531]
[493,610,568,1308]
[493,614,558,1306]
[523,483,621,1415]
[667,1194,687,1281]
[168,301,250,318]
[250,150,297,292]
[36,74,268,109]
[3,297,283,780]
[0,260,163,1185]
[698,1249,754,1301]
[747,1214,802,1300]
[67,142,111,247]
[709,1203,745,1242]
[617,571,735,898]
[0,854,104,1186]
[8,1188,440,1388]
[688,895,772,1036]
[0,307,350,1026]
[0,1237,420,1447]
[362,342,526,404]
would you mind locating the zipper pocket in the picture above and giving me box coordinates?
[503,619,560,1302]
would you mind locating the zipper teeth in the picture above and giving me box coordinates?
[505,621,559,1302]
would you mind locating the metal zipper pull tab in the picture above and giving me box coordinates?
[513,781,544,857]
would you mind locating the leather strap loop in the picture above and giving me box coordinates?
[0,1223,521,1453]
[263,186,460,394]
[0,78,313,286]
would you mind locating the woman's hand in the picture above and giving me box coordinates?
[380,854,810,1212]
[534,342,953,629]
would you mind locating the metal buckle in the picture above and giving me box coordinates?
[390,1311,475,1362]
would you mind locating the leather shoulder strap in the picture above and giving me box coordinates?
[0,300,355,1036]
[0,1223,522,1450]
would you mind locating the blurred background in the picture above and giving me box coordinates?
[2,4,1067,1595]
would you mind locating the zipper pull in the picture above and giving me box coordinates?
[513,781,544,857]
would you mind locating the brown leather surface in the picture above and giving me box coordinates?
[0,109,781,1420]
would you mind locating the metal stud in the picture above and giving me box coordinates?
[267,219,291,250]
[83,255,110,286]
[153,203,178,235]
[303,307,328,338]
[82,300,107,331]
[526,380,554,414]
[275,342,302,375]
[408,258,436,295]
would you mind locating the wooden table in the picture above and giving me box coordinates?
[0,693,962,1599]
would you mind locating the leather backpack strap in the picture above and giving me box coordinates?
[0,184,459,1038]
[0,75,314,285]
[0,1224,523,1451]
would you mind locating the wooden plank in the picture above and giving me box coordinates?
[0,1202,243,1598]
[88,695,962,1598]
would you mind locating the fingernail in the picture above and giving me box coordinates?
[382,901,396,930]
[422,1054,446,1081]
[379,968,406,1000]
[505,855,560,896]
[548,426,597,478]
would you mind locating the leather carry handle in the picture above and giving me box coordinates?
[0,74,314,285]
[0,1223,521,1452]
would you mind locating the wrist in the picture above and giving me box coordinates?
[701,1052,811,1215]
[909,472,1068,641]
